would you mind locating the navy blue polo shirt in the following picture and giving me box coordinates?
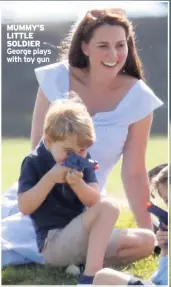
[18,140,98,251]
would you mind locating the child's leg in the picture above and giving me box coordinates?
[41,196,119,268]
[93,268,152,285]
[81,197,120,276]
[41,215,89,267]
[93,268,131,285]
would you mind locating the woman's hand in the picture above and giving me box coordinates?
[66,169,83,187]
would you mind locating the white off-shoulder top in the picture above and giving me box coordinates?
[35,61,164,193]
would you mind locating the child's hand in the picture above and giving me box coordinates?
[48,164,70,184]
[66,169,83,187]
[156,228,168,248]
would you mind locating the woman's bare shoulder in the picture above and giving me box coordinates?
[119,74,139,89]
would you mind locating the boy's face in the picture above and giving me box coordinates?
[45,135,88,164]
[158,183,168,205]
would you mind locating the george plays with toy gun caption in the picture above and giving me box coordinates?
[62,152,99,172]
[146,202,168,231]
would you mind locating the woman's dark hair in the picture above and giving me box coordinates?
[59,8,144,80]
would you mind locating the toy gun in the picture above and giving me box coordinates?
[146,202,168,231]
[62,152,99,172]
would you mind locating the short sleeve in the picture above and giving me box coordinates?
[83,153,98,184]
[121,80,164,125]
[34,61,69,103]
[18,157,38,194]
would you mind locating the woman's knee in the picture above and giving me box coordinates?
[116,228,155,258]
[138,229,155,255]
[128,229,156,257]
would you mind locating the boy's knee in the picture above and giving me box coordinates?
[95,267,112,276]
[82,197,120,231]
[99,197,120,218]
[93,270,103,285]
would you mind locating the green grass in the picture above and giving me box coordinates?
[2,138,31,192]
[2,136,169,285]
[2,212,159,285]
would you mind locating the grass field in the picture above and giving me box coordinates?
[2,136,169,285]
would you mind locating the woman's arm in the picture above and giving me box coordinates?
[121,113,153,229]
[31,88,50,150]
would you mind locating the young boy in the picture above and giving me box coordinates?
[17,96,120,284]
[93,165,169,286]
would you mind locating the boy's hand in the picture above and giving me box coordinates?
[66,169,83,187]
[156,228,168,248]
[48,164,70,184]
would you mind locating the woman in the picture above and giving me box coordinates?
[3,8,163,266]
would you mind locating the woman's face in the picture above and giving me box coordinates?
[82,24,128,77]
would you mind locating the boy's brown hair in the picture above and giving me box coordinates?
[43,93,95,148]
[149,164,169,199]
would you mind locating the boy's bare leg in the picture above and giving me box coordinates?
[82,197,120,276]
[93,268,131,285]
